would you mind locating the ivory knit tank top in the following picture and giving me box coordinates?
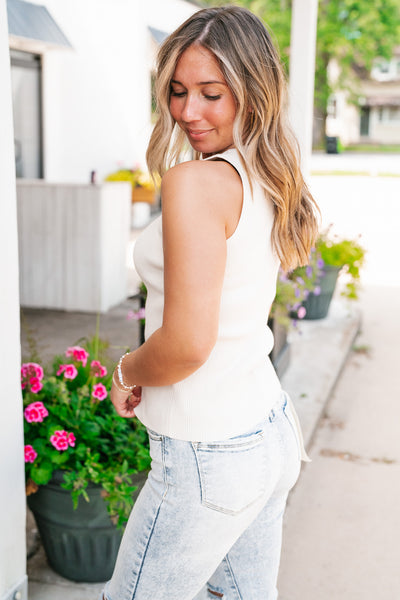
[133,148,282,441]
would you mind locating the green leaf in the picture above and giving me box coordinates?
[31,461,53,485]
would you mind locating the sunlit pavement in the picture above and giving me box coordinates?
[278,166,400,599]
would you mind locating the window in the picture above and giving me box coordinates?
[10,50,43,178]
[377,106,400,123]
[388,107,400,121]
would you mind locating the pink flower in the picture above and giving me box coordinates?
[67,432,76,447]
[50,430,72,451]
[24,445,38,463]
[21,363,44,380]
[57,364,78,380]
[56,364,66,376]
[297,306,307,319]
[65,346,89,367]
[24,401,48,423]
[21,362,45,392]
[29,377,43,394]
[127,308,146,321]
[91,360,107,377]
[92,383,107,401]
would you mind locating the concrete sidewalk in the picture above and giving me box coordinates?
[278,285,400,599]
[23,297,361,600]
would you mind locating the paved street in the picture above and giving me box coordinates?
[278,168,400,599]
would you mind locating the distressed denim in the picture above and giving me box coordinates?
[101,391,302,600]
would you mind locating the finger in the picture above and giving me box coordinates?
[132,386,142,398]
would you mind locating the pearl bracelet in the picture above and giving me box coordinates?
[116,353,136,391]
[112,371,132,393]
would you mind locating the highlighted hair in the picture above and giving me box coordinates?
[146,6,319,271]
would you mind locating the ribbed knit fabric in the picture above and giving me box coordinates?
[133,148,282,441]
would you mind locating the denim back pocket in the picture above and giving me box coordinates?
[192,430,267,515]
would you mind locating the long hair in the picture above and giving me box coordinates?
[146,5,319,271]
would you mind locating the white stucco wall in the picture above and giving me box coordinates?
[326,90,360,145]
[0,1,27,598]
[369,107,400,143]
[14,0,197,184]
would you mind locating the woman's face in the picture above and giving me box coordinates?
[169,44,237,157]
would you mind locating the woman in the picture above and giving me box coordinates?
[104,6,318,599]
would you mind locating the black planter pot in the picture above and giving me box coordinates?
[27,470,147,582]
[300,265,341,320]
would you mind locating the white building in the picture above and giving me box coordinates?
[7,0,198,314]
[8,0,198,183]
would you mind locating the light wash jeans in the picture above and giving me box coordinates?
[101,392,302,600]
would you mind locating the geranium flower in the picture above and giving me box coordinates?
[57,364,78,380]
[21,362,44,380]
[24,401,48,423]
[66,346,89,367]
[29,377,43,394]
[50,430,74,451]
[24,445,38,463]
[91,360,107,377]
[92,383,107,401]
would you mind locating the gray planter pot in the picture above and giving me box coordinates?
[301,265,341,320]
[27,470,147,582]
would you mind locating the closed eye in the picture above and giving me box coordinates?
[170,90,186,97]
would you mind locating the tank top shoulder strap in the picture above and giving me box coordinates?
[202,148,245,180]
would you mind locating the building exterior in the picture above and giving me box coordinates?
[7,0,198,183]
[7,0,198,314]
[326,46,400,146]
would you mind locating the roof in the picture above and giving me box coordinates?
[148,26,169,45]
[7,0,72,48]
[366,96,400,107]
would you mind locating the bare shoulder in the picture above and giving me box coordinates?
[161,158,242,205]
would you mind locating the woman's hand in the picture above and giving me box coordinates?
[110,380,142,418]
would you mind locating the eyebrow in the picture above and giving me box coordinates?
[171,79,226,86]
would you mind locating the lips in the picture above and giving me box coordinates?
[187,129,212,139]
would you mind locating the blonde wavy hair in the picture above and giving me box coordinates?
[146,5,319,271]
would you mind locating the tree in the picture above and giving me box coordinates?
[201,0,400,145]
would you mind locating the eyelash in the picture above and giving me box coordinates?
[170,91,221,101]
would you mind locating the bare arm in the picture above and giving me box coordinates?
[110,159,242,415]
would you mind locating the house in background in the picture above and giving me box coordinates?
[326,45,400,146]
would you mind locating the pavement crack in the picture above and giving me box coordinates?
[320,448,398,465]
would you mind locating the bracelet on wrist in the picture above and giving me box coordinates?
[112,371,132,393]
[116,353,136,391]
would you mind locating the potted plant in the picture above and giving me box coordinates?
[299,230,366,319]
[105,165,158,204]
[23,337,151,582]
[269,250,324,376]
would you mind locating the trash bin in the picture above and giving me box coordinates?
[326,136,338,154]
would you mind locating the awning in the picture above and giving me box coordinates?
[366,96,400,107]
[7,0,72,49]
[148,26,169,45]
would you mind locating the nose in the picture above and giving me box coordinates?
[181,94,201,123]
